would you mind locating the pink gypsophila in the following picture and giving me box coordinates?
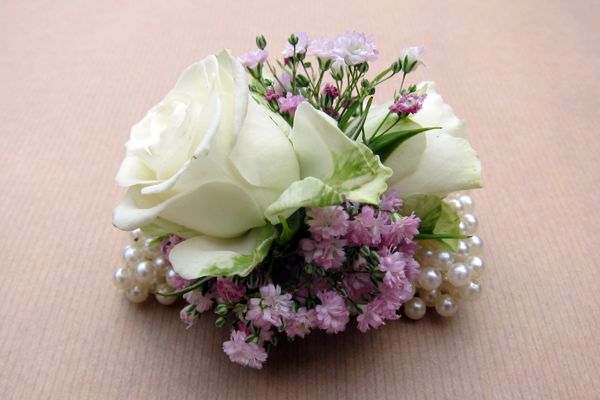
[333,31,379,66]
[265,88,280,101]
[160,235,184,265]
[379,190,403,212]
[322,83,340,98]
[314,291,350,333]
[285,307,318,339]
[378,248,410,289]
[380,213,421,248]
[356,297,392,332]
[274,72,293,96]
[301,237,347,270]
[279,92,307,115]
[183,289,214,313]
[305,206,349,240]
[222,330,268,370]
[180,305,199,329]
[246,284,293,329]
[389,93,427,115]
[342,272,375,301]
[217,277,246,303]
[283,32,310,58]
[237,50,269,69]
[309,37,339,61]
[344,206,386,247]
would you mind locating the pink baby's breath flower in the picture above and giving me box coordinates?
[285,307,318,339]
[345,206,386,247]
[333,31,378,66]
[160,235,184,264]
[180,305,199,329]
[342,272,375,301]
[237,49,269,69]
[222,330,268,369]
[399,45,427,72]
[314,291,350,333]
[168,271,191,291]
[378,248,409,289]
[305,206,349,240]
[301,237,347,270]
[279,92,307,115]
[381,213,421,248]
[217,277,246,303]
[356,297,390,332]
[274,72,293,96]
[246,284,293,329]
[183,289,213,312]
[309,37,339,61]
[265,88,280,102]
[379,190,403,212]
[283,32,310,58]
[322,83,340,98]
[389,93,427,115]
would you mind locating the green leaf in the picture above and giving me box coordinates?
[368,127,441,163]
[338,100,361,132]
[276,210,302,245]
[432,202,462,252]
[264,177,342,224]
[373,66,392,83]
[157,277,211,297]
[398,193,442,233]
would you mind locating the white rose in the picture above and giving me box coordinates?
[113,50,300,238]
[364,82,483,197]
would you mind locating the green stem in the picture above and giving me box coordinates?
[263,257,276,285]
[367,112,391,145]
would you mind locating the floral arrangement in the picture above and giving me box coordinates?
[111,31,485,369]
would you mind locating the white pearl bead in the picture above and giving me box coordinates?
[419,288,441,307]
[113,267,134,290]
[165,269,178,288]
[458,195,475,213]
[438,282,460,297]
[455,240,470,262]
[459,221,468,235]
[142,238,162,259]
[153,256,171,275]
[446,192,460,200]
[147,279,160,293]
[446,198,464,214]
[433,249,455,270]
[459,280,483,301]
[416,248,435,266]
[129,229,146,247]
[435,294,459,317]
[418,267,443,290]
[461,214,479,235]
[447,263,472,287]
[125,283,149,303]
[155,283,177,305]
[467,235,483,255]
[404,297,427,320]
[123,246,145,268]
[134,261,156,284]
[465,256,486,277]
[407,282,416,297]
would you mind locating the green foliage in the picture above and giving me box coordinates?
[368,127,440,163]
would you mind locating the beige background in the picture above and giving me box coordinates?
[1,0,599,398]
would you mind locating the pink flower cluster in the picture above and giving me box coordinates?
[168,191,421,369]
[389,93,428,115]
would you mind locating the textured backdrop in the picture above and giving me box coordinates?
[1,0,599,398]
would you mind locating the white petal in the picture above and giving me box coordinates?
[114,180,266,238]
[229,99,300,191]
[115,156,159,187]
[389,131,483,197]
[216,49,248,144]
[171,224,278,279]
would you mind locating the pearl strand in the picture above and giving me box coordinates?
[405,191,486,319]
[112,228,177,305]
